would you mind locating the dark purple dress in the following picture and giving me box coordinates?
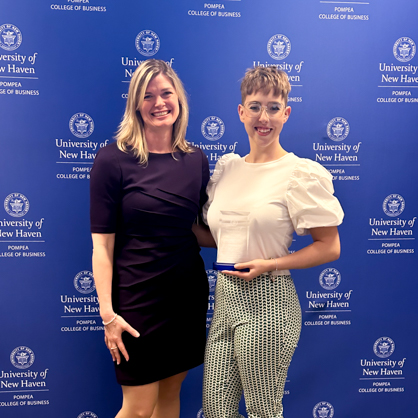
[90,142,209,385]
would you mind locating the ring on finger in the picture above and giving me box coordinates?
[110,347,118,350]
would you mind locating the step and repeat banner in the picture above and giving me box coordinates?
[1,1,417,417]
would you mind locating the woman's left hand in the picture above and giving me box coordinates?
[222,259,271,281]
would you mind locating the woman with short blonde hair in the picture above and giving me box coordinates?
[202,66,344,418]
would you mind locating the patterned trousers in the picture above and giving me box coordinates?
[203,273,302,418]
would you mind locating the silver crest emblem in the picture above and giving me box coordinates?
[267,34,291,60]
[327,117,350,141]
[69,113,94,138]
[373,336,395,358]
[319,268,341,290]
[201,116,225,141]
[206,269,218,293]
[135,30,160,57]
[142,37,154,52]
[74,271,96,294]
[0,24,22,51]
[10,346,35,369]
[382,194,405,217]
[393,37,416,62]
[4,193,30,217]
[313,401,334,418]
[77,412,98,418]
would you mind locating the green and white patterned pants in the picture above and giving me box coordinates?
[203,273,302,418]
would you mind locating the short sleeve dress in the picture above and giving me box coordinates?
[90,142,209,386]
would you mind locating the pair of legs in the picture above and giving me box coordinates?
[203,273,302,418]
[115,371,187,418]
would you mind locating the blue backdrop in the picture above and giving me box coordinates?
[1,1,417,417]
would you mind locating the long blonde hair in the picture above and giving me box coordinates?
[116,59,192,164]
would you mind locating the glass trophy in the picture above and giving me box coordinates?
[214,211,250,272]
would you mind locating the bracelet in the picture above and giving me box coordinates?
[102,313,118,326]
[274,258,278,271]
[269,257,278,271]
[268,258,279,282]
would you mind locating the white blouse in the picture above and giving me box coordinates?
[203,152,344,276]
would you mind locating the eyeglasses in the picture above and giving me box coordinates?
[243,102,285,118]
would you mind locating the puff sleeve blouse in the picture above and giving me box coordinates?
[203,152,344,276]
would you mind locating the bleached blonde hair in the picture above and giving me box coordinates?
[116,59,192,164]
[241,66,291,106]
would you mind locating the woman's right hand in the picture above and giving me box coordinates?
[103,314,140,365]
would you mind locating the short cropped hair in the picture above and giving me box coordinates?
[116,59,192,164]
[240,66,291,106]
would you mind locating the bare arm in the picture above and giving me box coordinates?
[92,233,139,364]
[224,226,340,281]
[192,223,217,248]
[92,233,115,321]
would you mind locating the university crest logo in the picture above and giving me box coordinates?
[4,193,29,217]
[267,34,291,60]
[383,194,405,217]
[77,412,98,418]
[69,113,94,138]
[327,117,350,141]
[319,268,341,290]
[373,337,395,358]
[201,116,225,141]
[10,346,35,370]
[393,37,416,62]
[0,24,22,51]
[74,271,96,294]
[313,401,334,418]
[206,269,218,293]
[135,30,160,56]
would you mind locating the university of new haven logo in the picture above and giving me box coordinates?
[4,193,29,217]
[74,271,96,294]
[327,117,350,141]
[383,194,405,217]
[319,268,341,291]
[313,401,334,418]
[135,30,160,56]
[0,24,22,51]
[201,116,225,141]
[206,269,218,293]
[373,337,395,358]
[77,412,98,418]
[393,37,416,63]
[267,34,291,60]
[69,113,94,138]
[10,346,35,369]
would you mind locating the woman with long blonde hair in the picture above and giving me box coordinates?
[90,59,210,418]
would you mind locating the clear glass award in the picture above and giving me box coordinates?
[214,211,250,271]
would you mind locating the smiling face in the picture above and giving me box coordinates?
[238,90,291,151]
[138,73,180,134]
